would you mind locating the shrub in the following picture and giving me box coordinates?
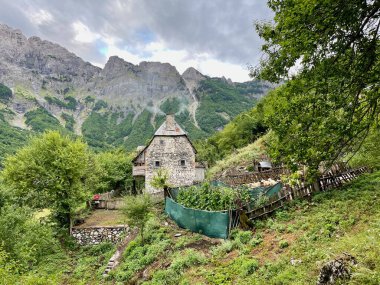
[279,240,289,249]
[148,249,206,285]
[93,100,108,111]
[122,194,153,243]
[240,258,259,276]
[0,205,60,271]
[230,230,252,245]
[0,83,12,103]
[211,240,235,257]
[110,220,171,282]
[176,183,250,211]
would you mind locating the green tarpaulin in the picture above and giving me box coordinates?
[165,197,230,239]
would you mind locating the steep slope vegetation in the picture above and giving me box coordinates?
[123,171,380,284]
[8,171,377,284]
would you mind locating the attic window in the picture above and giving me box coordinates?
[155,161,160,167]
[160,140,164,145]
[180,159,186,167]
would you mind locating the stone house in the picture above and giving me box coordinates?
[132,115,205,193]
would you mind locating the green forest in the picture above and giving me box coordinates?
[0,0,379,284]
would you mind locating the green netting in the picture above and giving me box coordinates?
[169,187,180,201]
[165,197,230,239]
[248,182,283,198]
[264,182,283,197]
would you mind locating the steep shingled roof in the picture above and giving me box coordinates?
[132,115,195,163]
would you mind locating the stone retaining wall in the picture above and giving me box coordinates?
[72,226,128,245]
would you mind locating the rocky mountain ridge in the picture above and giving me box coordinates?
[0,23,272,150]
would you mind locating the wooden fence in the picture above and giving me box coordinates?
[247,166,369,221]
[220,166,289,186]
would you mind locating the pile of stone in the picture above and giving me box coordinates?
[317,253,357,285]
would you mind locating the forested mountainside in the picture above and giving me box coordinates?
[0,24,272,154]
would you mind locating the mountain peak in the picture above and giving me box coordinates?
[103,55,135,77]
[182,67,204,78]
[182,67,206,93]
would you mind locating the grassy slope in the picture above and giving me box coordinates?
[179,171,380,285]
[9,171,379,284]
[207,134,269,179]
[100,170,380,285]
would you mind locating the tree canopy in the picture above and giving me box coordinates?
[253,0,380,174]
[1,131,91,232]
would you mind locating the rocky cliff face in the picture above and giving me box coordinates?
[0,23,272,150]
[182,67,206,93]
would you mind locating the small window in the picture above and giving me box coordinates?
[155,161,160,167]
[160,140,164,145]
[180,159,186,167]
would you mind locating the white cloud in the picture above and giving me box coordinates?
[72,21,100,43]
[27,9,53,26]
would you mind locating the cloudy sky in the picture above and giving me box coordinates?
[0,0,273,82]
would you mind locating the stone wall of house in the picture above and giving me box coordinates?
[145,136,196,193]
[72,226,128,245]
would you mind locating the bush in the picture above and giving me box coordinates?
[240,258,259,276]
[176,183,250,211]
[0,205,60,271]
[24,108,63,132]
[0,83,12,103]
[110,220,171,282]
[279,240,289,249]
[211,240,236,257]
[93,100,108,111]
[148,249,206,285]
[230,229,252,245]
[122,194,153,243]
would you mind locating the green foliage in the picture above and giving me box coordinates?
[176,183,250,211]
[93,99,108,111]
[254,192,270,208]
[1,131,91,232]
[194,104,268,167]
[24,108,63,132]
[349,126,380,169]
[147,249,206,285]
[186,171,380,285]
[61,113,75,131]
[84,95,95,104]
[64,96,77,110]
[207,133,270,179]
[253,0,380,175]
[87,149,133,194]
[111,219,171,282]
[278,239,289,249]
[0,205,60,271]
[160,97,181,114]
[196,78,258,133]
[124,109,155,150]
[82,111,134,149]
[0,114,29,167]
[0,83,12,103]
[71,243,115,282]
[122,194,153,242]
[176,110,208,140]
[44,96,77,110]
[150,168,170,191]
